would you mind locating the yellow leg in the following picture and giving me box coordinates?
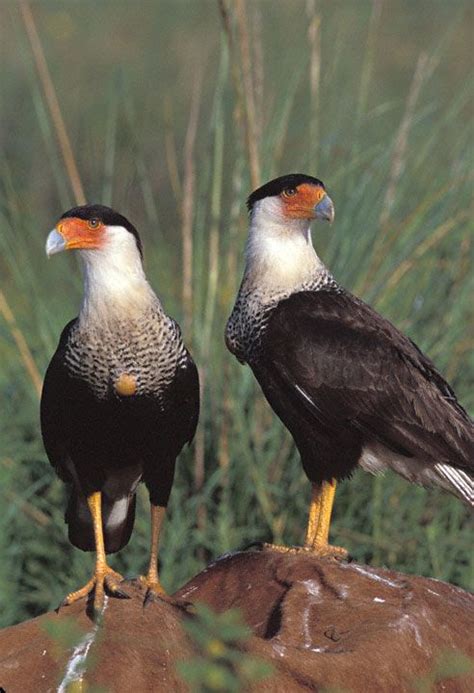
[304,483,323,546]
[263,480,348,559]
[62,492,128,614]
[139,504,167,602]
[308,480,347,558]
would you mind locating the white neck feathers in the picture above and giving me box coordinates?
[78,226,157,324]
[243,198,326,295]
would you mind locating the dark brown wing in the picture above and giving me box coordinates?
[259,291,473,473]
[40,318,79,482]
[141,344,200,508]
[162,317,200,449]
[164,347,200,449]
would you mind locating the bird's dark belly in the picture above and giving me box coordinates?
[254,369,362,484]
[288,413,362,484]
[66,391,176,491]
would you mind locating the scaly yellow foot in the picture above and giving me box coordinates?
[261,479,349,561]
[261,542,348,560]
[308,542,348,560]
[61,491,129,616]
[138,573,168,606]
[63,566,129,613]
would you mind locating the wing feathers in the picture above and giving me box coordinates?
[260,290,473,482]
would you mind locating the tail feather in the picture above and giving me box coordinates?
[103,494,136,553]
[434,463,474,507]
[66,492,136,554]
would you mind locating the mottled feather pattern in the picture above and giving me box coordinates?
[226,269,339,362]
[65,303,189,406]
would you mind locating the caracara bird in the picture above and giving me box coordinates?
[226,174,473,558]
[41,204,199,613]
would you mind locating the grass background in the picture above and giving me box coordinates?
[0,0,472,628]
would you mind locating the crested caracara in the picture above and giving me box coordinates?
[41,204,199,613]
[226,174,473,558]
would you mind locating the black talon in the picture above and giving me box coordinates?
[143,590,156,608]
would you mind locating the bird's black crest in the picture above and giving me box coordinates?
[247,174,326,211]
[60,204,143,258]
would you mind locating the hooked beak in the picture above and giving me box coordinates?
[314,194,335,223]
[45,228,67,256]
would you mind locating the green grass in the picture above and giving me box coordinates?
[0,1,472,627]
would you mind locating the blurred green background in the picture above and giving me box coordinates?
[0,0,472,627]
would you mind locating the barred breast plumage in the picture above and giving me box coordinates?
[65,303,189,404]
[225,270,339,363]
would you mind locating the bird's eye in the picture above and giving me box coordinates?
[282,187,297,198]
[87,219,100,230]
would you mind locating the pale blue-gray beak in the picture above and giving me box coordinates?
[314,194,335,223]
[45,228,66,257]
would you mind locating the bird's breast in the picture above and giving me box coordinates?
[64,314,186,401]
[226,291,273,363]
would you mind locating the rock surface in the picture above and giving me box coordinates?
[0,549,473,692]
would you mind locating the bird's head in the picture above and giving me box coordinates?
[46,204,143,261]
[46,205,154,320]
[243,174,334,288]
[247,174,334,226]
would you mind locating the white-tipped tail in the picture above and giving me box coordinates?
[434,463,474,507]
[66,492,137,553]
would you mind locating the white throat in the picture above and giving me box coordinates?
[243,198,326,296]
[78,226,157,325]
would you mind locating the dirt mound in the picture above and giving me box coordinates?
[1,549,473,692]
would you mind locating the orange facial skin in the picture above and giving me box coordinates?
[280,183,327,219]
[56,217,105,250]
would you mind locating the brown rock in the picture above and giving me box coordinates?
[1,550,473,692]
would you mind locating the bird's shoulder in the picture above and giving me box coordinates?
[262,289,407,378]
[54,317,79,351]
[267,289,408,350]
[263,289,470,421]
[42,318,79,385]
